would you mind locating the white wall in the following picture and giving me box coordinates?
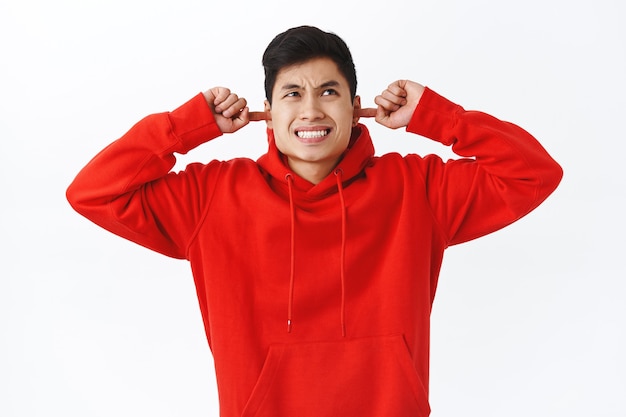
[1,0,624,415]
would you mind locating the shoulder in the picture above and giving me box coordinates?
[371,152,444,169]
[180,157,258,176]
[365,152,449,185]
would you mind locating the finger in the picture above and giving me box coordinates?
[215,93,240,114]
[221,97,248,118]
[386,80,408,97]
[374,105,404,129]
[380,89,408,107]
[249,111,270,121]
[374,105,392,128]
[374,94,402,112]
[211,87,231,107]
[375,105,387,119]
[231,106,250,129]
[356,108,377,118]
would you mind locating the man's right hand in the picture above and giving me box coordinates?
[203,87,250,133]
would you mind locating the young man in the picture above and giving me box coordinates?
[67,26,562,416]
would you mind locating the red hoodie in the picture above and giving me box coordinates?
[67,88,562,416]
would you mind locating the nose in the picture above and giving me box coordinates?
[299,96,324,120]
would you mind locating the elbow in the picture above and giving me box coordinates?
[544,159,564,196]
[66,180,81,213]
[65,183,84,214]
[531,158,563,206]
[66,177,93,217]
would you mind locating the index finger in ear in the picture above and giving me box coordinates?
[356,108,376,118]
[249,111,270,121]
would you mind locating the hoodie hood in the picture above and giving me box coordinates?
[257,123,375,197]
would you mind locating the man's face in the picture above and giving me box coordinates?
[265,57,360,183]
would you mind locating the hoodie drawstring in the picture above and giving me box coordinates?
[284,171,348,338]
[334,169,348,338]
[286,174,296,334]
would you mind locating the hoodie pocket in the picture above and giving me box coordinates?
[241,334,430,417]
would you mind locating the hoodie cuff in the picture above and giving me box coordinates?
[406,87,463,146]
[168,93,223,154]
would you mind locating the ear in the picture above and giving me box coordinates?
[264,100,273,129]
[352,95,362,127]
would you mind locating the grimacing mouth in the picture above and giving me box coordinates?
[295,128,331,139]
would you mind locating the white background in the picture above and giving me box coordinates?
[1,0,624,416]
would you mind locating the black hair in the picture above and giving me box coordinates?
[262,26,357,104]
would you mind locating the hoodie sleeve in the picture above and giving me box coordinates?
[406,88,563,246]
[66,93,224,259]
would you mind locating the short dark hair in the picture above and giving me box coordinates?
[262,26,357,104]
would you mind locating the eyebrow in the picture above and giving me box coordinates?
[279,80,341,91]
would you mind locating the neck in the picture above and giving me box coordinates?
[287,158,338,185]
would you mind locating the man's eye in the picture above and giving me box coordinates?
[322,89,337,96]
[285,91,300,97]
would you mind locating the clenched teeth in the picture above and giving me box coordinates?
[296,129,330,139]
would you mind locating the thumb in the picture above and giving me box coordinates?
[226,107,250,133]
[375,105,395,129]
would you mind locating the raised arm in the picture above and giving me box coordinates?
[376,80,563,245]
[66,88,249,258]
